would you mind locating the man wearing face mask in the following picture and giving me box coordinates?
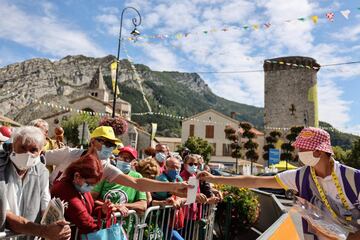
[154,143,169,174]
[198,127,360,239]
[46,126,191,196]
[0,126,71,240]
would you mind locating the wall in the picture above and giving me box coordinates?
[264,56,319,131]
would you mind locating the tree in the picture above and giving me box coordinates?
[343,139,360,169]
[281,126,303,169]
[240,122,259,174]
[62,114,100,146]
[263,131,282,166]
[224,125,242,174]
[177,136,213,163]
[333,146,351,164]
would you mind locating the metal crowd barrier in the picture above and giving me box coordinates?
[137,203,217,240]
[0,203,217,240]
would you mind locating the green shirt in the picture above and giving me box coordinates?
[93,170,147,204]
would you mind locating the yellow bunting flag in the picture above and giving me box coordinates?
[110,61,120,96]
[311,15,318,24]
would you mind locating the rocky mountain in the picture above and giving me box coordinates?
[0,55,263,137]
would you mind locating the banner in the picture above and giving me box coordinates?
[151,123,157,141]
[308,84,319,127]
[110,61,120,96]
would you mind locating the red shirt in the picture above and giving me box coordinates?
[51,179,99,237]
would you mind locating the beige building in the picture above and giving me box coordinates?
[155,137,182,152]
[181,109,265,169]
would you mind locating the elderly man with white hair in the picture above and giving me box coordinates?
[0,126,71,240]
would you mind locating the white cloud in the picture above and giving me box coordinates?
[0,0,104,58]
[103,0,357,129]
[332,24,360,42]
[318,80,351,127]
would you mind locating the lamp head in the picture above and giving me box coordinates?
[131,27,140,36]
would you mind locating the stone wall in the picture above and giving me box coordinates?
[264,56,319,132]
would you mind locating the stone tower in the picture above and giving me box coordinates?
[89,67,109,102]
[264,56,320,131]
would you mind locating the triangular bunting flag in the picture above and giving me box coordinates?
[340,9,350,19]
[326,12,335,22]
[311,16,318,24]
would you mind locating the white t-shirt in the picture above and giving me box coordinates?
[46,147,123,185]
[276,160,359,211]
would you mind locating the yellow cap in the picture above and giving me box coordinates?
[90,126,122,145]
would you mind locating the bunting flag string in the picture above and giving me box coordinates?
[32,99,111,117]
[122,7,359,43]
[3,93,359,136]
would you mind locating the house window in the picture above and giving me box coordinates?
[211,143,216,156]
[189,124,195,137]
[205,125,214,138]
[222,144,232,156]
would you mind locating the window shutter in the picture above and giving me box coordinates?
[189,124,195,137]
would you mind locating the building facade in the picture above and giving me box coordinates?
[181,109,265,169]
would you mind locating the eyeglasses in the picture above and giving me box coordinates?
[96,138,117,148]
[187,162,198,167]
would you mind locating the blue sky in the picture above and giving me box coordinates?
[0,0,359,135]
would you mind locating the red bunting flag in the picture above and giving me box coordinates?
[326,12,335,22]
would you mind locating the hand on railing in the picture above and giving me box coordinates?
[41,219,71,240]
[196,193,208,204]
[114,203,129,217]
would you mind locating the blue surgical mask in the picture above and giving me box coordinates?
[166,169,180,181]
[155,152,167,163]
[74,183,94,193]
[97,145,114,160]
[186,165,198,174]
[116,160,131,174]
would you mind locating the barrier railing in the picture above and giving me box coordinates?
[137,203,217,240]
[0,203,217,240]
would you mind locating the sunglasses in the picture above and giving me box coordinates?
[96,138,117,148]
[187,162,198,167]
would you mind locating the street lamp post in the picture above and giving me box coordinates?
[112,7,142,118]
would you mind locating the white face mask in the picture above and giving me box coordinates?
[10,152,41,171]
[298,151,320,166]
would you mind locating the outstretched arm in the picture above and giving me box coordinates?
[112,173,192,193]
[197,171,282,189]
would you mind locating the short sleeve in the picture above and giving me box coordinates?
[102,160,123,182]
[275,169,298,191]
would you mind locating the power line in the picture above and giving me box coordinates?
[193,60,360,74]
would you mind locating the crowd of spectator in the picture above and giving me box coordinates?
[0,119,222,240]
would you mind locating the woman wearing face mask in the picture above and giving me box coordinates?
[198,127,360,240]
[51,153,114,239]
[180,155,207,225]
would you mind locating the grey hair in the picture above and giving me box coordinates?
[11,126,45,149]
[29,119,49,131]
